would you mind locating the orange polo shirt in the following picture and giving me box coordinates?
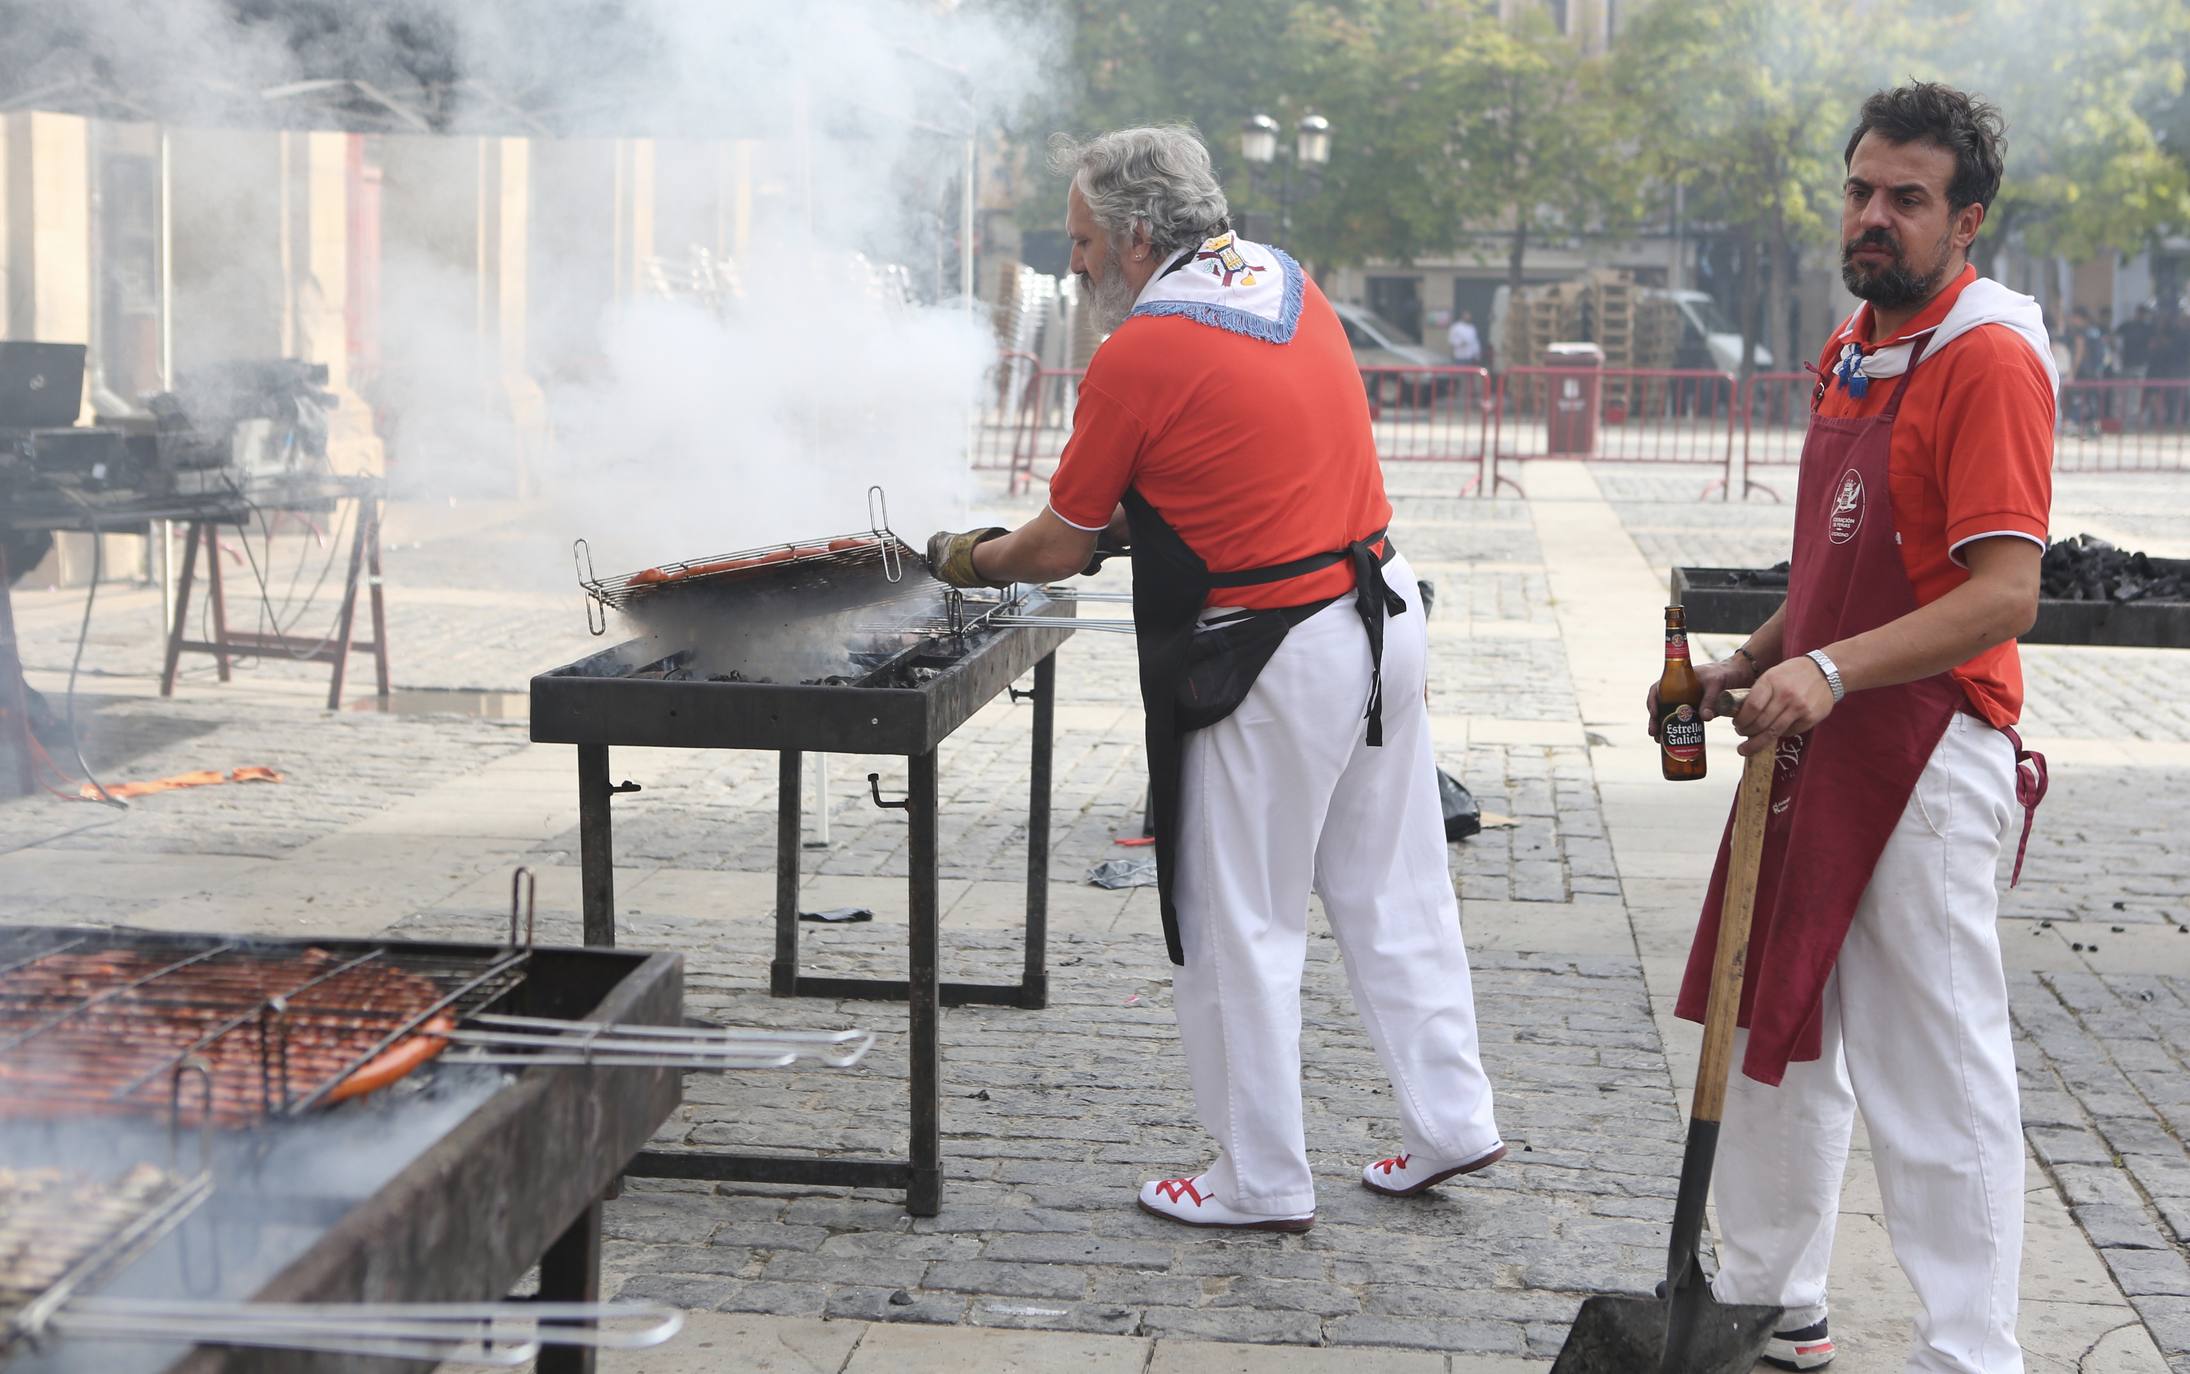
[1046,275,1392,611]
[1813,265,2055,726]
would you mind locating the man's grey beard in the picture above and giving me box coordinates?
[1840,228,1954,311]
[1078,268,1139,334]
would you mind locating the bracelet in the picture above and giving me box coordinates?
[1731,644,1762,677]
[1805,648,1846,703]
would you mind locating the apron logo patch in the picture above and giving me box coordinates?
[1775,733,1806,775]
[1829,470,1865,544]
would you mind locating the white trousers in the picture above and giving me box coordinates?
[1712,710,2025,1373]
[1171,553,1501,1216]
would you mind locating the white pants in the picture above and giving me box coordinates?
[1171,553,1501,1216]
[1712,711,2025,1373]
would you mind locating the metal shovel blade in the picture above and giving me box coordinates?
[1551,1282,1781,1374]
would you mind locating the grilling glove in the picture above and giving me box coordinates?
[926,526,1011,588]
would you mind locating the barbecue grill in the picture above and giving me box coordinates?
[532,491,1077,1215]
[0,907,868,1374]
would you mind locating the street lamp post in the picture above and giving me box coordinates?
[1240,111,1330,244]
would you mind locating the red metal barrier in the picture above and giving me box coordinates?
[1006,367,1084,495]
[1490,367,1739,499]
[2055,379,2190,473]
[971,351,1044,471]
[1361,366,1493,480]
[1731,374,2190,500]
[1726,370,1816,501]
[994,364,1498,497]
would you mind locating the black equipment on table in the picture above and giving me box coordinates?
[0,342,88,429]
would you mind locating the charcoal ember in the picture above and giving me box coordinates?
[1725,562,1791,589]
[2040,534,2190,603]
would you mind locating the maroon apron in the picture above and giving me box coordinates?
[1674,336,2044,1085]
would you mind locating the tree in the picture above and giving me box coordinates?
[1437,7,1636,298]
[1908,0,2190,286]
[1049,0,1637,283]
[1615,0,1897,377]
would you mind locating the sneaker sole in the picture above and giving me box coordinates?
[1361,1144,1509,1198]
[1761,1347,1833,1371]
[1135,1198,1315,1232]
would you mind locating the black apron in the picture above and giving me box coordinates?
[1123,487,1404,965]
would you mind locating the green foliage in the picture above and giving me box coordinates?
[1908,0,2190,266]
[1614,0,1893,252]
[1038,0,2190,279]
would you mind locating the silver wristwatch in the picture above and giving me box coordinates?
[1805,649,1846,703]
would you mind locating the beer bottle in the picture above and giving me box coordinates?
[1657,605,1707,781]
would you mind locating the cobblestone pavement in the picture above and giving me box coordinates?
[2016,969,2190,1361]
[395,903,1677,1359]
[4,458,2189,1370]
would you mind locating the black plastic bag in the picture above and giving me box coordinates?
[1438,768,1480,842]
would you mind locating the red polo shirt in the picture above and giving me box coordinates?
[1814,265,2055,726]
[1046,275,1392,611]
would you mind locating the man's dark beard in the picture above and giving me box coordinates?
[1840,227,1952,310]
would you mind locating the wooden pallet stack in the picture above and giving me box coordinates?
[1633,292,1682,414]
[1505,279,1586,414]
[1589,272,1638,415]
[1506,270,1691,418]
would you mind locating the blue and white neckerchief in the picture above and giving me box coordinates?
[1832,342,1871,399]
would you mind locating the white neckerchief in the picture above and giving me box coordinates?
[1127,231,1304,345]
[1830,275,2059,398]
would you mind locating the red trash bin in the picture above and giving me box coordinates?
[1543,341,1604,455]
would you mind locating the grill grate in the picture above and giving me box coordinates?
[0,932,527,1126]
[0,1163,211,1349]
[573,485,917,634]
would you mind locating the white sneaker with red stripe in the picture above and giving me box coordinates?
[1135,1174,1314,1231]
[1359,1142,1508,1197]
[1763,1319,1834,1370]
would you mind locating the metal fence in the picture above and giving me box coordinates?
[2053,380,2190,474]
[1734,374,2190,494]
[970,351,1044,472]
[968,355,2190,500]
[1493,366,1740,468]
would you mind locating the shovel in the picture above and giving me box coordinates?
[1552,727,1783,1374]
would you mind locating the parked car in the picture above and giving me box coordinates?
[1649,289,1774,374]
[1331,301,1452,406]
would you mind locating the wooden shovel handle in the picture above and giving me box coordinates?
[1692,742,1776,1123]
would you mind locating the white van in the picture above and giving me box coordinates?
[1486,285,1773,374]
[1651,289,1773,373]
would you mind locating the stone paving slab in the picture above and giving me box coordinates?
[7,463,2190,1369]
[392,896,1678,1363]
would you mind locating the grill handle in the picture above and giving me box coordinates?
[868,484,904,583]
[52,1298,683,1366]
[443,1014,875,1071]
[573,539,606,635]
[988,614,1132,634]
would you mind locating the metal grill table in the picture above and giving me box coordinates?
[530,548,1075,1216]
[0,925,686,1374]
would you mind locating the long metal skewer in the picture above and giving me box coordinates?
[53,1297,684,1364]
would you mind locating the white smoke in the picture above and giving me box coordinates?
[14,0,1066,587]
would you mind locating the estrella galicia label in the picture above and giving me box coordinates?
[1660,702,1704,761]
